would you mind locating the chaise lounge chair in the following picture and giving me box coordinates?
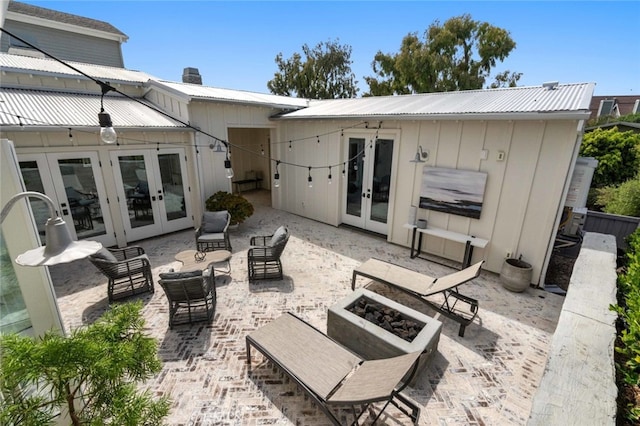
[351,259,484,337]
[246,312,423,425]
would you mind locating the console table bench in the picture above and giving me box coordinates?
[403,223,488,269]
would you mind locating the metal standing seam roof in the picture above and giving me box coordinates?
[0,53,154,85]
[0,88,187,129]
[154,80,309,110]
[274,83,596,120]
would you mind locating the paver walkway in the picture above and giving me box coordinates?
[49,190,564,425]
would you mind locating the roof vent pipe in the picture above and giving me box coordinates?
[542,81,559,90]
[182,67,202,85]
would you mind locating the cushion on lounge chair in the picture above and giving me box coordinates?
[91,247,118,262]
[269,226,288,247]
[159,270,203,280]
[202,211,228,233]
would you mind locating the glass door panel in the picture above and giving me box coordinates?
[369,139,394,225]
[343,138,366,226]
[118,155,157,230]
[19,160,53,243]
[158,153,187,222]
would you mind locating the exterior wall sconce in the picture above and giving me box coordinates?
[410,146,428,163]
[1,191,102,266]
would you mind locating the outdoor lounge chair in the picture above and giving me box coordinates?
[247,226,289,282]
[158,265,216,328]
[88,246,154,303]
[196,210,232,252]
[351,259,485,337]
[246,312,423,425]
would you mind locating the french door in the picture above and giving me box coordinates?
[18,152,117,248]
[342,137,394,235]
[111,148,192,242]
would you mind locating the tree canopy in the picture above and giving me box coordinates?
[364,14,521,96]
[267,39,359,99]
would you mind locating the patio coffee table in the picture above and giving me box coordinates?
[175,250,231,274]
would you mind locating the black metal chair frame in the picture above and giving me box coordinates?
[89,246,154,303]
[247,228,289,282]
[158,265,216,328]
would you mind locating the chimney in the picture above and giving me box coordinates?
[182,67,202,85]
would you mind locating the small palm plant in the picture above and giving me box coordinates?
[0,301,169,425]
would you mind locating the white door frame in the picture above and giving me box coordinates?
[110,148,193,242]
[341,130,399,235]
[18,151,117,248]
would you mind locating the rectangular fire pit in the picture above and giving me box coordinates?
[327,288,442,384]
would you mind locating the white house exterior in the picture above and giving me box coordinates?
[1,1,595,338]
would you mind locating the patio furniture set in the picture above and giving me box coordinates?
[86,209,485,425]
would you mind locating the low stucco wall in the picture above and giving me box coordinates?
[528,232,618,425]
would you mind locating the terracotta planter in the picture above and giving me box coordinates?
[500,258,532,292]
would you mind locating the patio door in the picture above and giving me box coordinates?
[111,148,192,242]
[342,137,394,235]
[18,152,117,248]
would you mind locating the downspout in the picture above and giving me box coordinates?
[539,120,586,288]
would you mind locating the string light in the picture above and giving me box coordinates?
[98,82,117,144]
[261,144,265,156]
[224,145,234,179]
[0,29,382,180]
[307,167,313,188]
[328,167,332,185]
[68,128,73,142]
[342,163,346,178]
[156,142,160,151]
[274,160,280,188]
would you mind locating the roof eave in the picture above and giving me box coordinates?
[272,111,592,121]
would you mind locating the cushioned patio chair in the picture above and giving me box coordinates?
[196,210,232,252]
[158,265,216,328]
[246,312,423,425]
[88,246,154,303]
[247,226,289,282]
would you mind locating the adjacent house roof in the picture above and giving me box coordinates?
[0,88,187,129]
[274,83,595,121]
[152,80,309,110]
[7,1,127,39]
[0,53,153,85]
[588,95,640,121]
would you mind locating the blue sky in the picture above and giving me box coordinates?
[20,1,640,96]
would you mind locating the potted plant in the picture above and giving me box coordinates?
[500,254,533,292]
[0,302,169,425]
[205,190,254,226]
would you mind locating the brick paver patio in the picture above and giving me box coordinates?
[49,190,564,425]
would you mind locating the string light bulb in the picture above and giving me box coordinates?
[307,167,313,188]
[274,161,280,188]
[97,82,117,144]
[68,128,73,143]
[328,167,332,185]
[289,140,292,152]
[224,146,234,179]
[261,145,265,156]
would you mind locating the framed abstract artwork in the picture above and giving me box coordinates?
[419,167,488,219]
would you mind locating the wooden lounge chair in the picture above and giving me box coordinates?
[246,312,423,425]
[351,259,484,337]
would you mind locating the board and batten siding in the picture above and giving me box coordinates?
[274,118,581,284]
[1,21,124,68]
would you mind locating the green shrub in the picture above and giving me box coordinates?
[0,302,169,425]
[580,127,640,188]
[596,175,640,217]
[611,228,640,422]
[205,191,254,225]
